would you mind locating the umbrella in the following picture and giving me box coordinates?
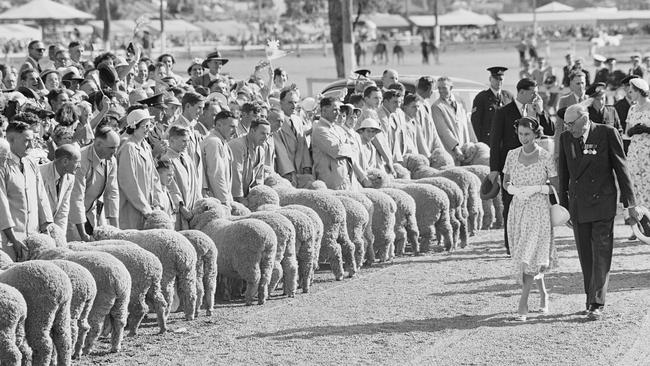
[0,0,94,21]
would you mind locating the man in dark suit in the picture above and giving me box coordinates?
[471,66,514,144]
[586,82,621,132]
[489,78,554,254]
[558,104,639,320]
[629,54,644,78]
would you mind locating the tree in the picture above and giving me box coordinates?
[327,0,344,77]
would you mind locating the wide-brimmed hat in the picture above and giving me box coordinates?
[126,109,154,129]
[202,51,229,68]
[632,206,650,245]
[630,78,649,92]
[356,118,381,132]
[480,174,500,200]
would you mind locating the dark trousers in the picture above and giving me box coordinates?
[501,182,513,253]
[573,218,614,308]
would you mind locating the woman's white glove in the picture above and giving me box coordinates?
[506,184,520,196]
[538,185,550,194]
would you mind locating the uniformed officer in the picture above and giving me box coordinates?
[592,54,608,84]
[471,66,514,144]
[586,82,621,132]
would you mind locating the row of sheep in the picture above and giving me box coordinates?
[0,146,501,366]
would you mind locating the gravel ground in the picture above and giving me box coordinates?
[76,216,650,366]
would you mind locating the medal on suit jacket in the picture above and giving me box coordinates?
[584,143,597,155]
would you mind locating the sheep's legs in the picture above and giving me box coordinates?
[83,293,115,355]
[109,295,129,353]
[194,262,205,317]
[51,301,72,365]
[176,272,197,320]
[203,262,217,316]
[281,256,298,297]
[393,225,407,257]
[0,331,22,366]
[73,299,93,358]
[145,284,168,334]
[126,293,148,337]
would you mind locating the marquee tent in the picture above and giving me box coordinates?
[409,9,496,28]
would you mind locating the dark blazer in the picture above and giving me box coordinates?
[489,100,554,172]
[557,123,635,223]
[614,98,632,131]
[471,88,514,144]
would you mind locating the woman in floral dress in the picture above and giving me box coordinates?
[625,79,650,213]
[503,117,559,321]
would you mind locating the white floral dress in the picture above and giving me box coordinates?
[503,146,558,284]
[626,103,650,207]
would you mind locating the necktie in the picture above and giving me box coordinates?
[578,136,585,153]
[179,153,189,171]
[56,178,62,196]
[450,100,457,112]
[18,158,24,174]
[521,104,528,117]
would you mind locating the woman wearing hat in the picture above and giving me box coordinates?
[625,78,650,227]
[117,108,157,229]
[187,58,210,89]
[502,117,559,321]
[41,69,60,91]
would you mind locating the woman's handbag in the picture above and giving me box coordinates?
[550,185,570,227]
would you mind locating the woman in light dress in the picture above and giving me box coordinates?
[503,117,559,322]
[625,79,650,219]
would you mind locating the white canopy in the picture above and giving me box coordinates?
[536,1,574,12]
[410,9,496,27]
[359,13,410,29]
[0,23,40,40]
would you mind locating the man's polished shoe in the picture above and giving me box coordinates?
[588,307,604,321]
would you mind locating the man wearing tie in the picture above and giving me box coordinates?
[275,88,312,181]
[558,104,638,320]
[39,144,80,231]
[68,126,120,241]
[432,76,475,163]
[161,126,200,230]
[489,78,554,255]
[471,66,514,145]
[1,121,53,261]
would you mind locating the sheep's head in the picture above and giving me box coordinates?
[393,163,411,179]
[0,250,13,269]
[246,185,280,210]
[366,168,392,188]
[190,204,230,230]
[192,197,224,218]
[93,225,121,241]
[230,201,251,216]
[24,233,57,260]
[143,210,175,230]
[264,173,293,188]
[45,224,68,247]
[403,153,430,172]
[429,148,455,169]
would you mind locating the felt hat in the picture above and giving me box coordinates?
[480,174,500,200]
[631,206,650,245]
[631,53,642,60]
[60,67,84,81]
[621,74,640,85]
[202,51,229,68]
[39,68,58,82]
[605,57,616,63]
[126,109,154,129]
[353,69,371,78]
[586,82,606,98]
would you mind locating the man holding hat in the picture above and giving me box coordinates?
[586,82,621,132]
[615,75,640,135]
[471,66,514,144]
[557,103,638,320]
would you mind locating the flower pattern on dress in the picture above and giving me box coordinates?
[626,104,650,208]
[503,146,558,284]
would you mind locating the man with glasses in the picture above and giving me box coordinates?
[489,78,554,255]
[22,40,45,73]
[558,103,638,320]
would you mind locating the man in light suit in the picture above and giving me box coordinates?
[202,110,236,205]
[68,126,120,242]
[311,97,356,190]
[377,89,407,163]
[161,126,201,230]
[1,121,53,261]
[39,144,80,231]
[229,119,270,202]
[275,89,312,179]
[414,76,444,157]
[431,76,475,162]
[489,78,554,254]
[558,104,638,320]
